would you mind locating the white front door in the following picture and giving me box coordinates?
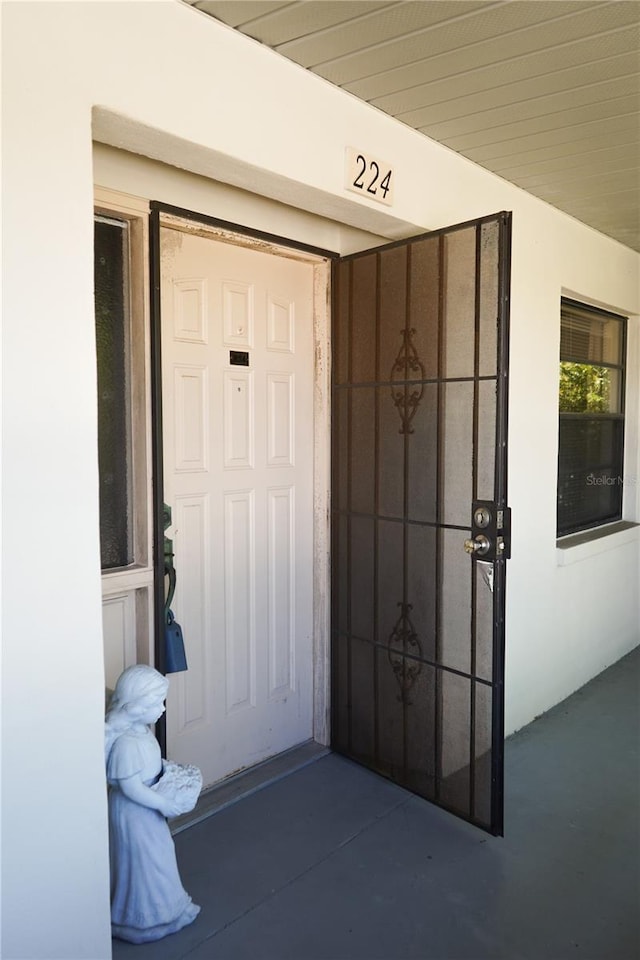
[160,225,316,788]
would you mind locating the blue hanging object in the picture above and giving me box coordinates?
[165,609,188,674]
[163,503,188,673]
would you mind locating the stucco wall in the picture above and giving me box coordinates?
[2,2,639,957]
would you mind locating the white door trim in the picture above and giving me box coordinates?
[311,259,331,747]
[158,212,332,748]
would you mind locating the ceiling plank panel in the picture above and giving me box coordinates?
[370,29,640,114]
[394,55,639,126]
[437,94,639,150]
[314,2,615,85]
[482,133,639,171]
[499,144,640,183]
[343,5,638,100]
[559,190,639,221]
[192,1,292,28]
[276,1,494,65]
[410,77,639,138]
[535,169,639,200]
[183,0,640,251]
[232,2,394,47]
[464,114,639,163]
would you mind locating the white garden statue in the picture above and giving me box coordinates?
[105,665,202,943]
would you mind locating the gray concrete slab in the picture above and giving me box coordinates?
[170,741,330,836]
[112,646,639,960]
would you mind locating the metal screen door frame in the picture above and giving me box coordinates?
[331,211,511,836]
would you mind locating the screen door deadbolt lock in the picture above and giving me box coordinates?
[473,506,492,529]
[463,501,511,561]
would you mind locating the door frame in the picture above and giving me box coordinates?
[149,201,338,755]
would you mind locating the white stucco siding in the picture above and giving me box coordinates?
[505,212,640,734]
[2,2,639,957]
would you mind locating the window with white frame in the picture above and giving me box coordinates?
[94,192,154,686]
[557,298,627,538]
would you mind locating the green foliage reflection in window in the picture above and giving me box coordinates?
[559,362,610,413]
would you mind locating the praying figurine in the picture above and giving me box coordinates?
[105,665,202,943]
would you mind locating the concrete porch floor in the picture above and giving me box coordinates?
[113,647,639,960]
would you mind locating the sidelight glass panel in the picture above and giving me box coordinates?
[95,217,132,570]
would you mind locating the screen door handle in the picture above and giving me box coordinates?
[464,535,491,556]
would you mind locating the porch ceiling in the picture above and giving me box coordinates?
[183,0,639,252]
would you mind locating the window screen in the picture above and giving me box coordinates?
[557,299,626,537]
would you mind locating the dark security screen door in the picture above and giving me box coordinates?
[331,212,511,835]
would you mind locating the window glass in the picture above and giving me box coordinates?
[557,299,626,538]
[560,307,622,365]
[559,363,622,415]
[95,216,132,569]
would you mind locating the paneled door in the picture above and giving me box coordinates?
[332,213,511,835]
[159,222,315,789]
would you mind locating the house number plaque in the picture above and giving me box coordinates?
[345,147,394,206]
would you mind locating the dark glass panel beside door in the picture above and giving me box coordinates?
[94,217,132,570]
